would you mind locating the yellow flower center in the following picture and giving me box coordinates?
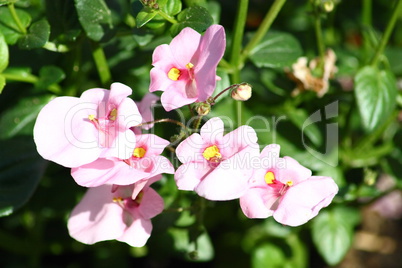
[264,171,276,184]
[203,145,222,161]
[133,147,146,158]
[286,180,293,187]
[186,62,194,69]
[108,108,117,121]
[88,114,96,121]
[168,67,181,81]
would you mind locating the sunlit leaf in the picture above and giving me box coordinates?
[0,7,31,44]
[170,6,213,36]
[0,33,8,72]
[312,206,360,265]
[354,66,397,131]
[74,0,112,41]
[136,7,158,28]
[35,66,65,90]
[249,32,303,68]
[18,19,50,49]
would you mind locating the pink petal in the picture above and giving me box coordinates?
[138,187,164,219]
[117,97,142,129]
[170,27,201,66]
[68,185,126,245]
[107,129,137,160]
[108,82,133,108]
[221,125,258,158]
[260,144,281,159]
[274,157,312,185]
[193,25,226,101]
[137,93,160,130]
[175,133,205,164]
[71,158,150,187]
[33,96,102,168]
[240,187,274,219]
[195,145,259,201]
[117,217,152,247]
[174,161,210,191]
[200,117,224,145]
[136,134,170,156]
[273,176,339,226]
[149,67,174,93]
[160,84,198,111]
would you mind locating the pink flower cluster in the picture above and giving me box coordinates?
[33,24,339,248]
[34,82,174,247]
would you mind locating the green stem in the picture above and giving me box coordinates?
[193,115,204,132]
[370,0,402,66]
[230,0,249,126]
[90,41,112,86]
[136,118,190,134]
[362,0,372,26]
[2,72,61,94]
[8,3,27,34]
[313,11,326,66]
[240,0,287,64]
[157,10,178,24]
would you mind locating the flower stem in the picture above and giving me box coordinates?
[230,0,249,126]
[8,3,27,34]
[157,10,178,24]
[240,0,287,64]
[370,0,402,66]
[313,10,326,67]
[2,72,61,94]
[213,84,238,102]
[136,118,190,134]
[90,41,112,86]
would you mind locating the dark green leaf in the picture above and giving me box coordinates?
[0,136,47,217]
[35,66,65,89]
[170,6,213,36]
[252,243,286,268]
[354,66,397,131]
[136,7,158,28]
[74,0,112,41]
[0,7,31,44]
[18,19,50,49]
[288,108,322,147]
[249,32,303,68]
[162,0,182,16]
[312,206,360,265]
[0,32,8,72]
[0,95,55,139]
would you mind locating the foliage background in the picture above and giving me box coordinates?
[1,0,402,267]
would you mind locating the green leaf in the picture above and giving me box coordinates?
[74,0,112,41]
[18,19,50,49]
[249,32,303,68]
[0,7,31,45]
[0,74,5,93]
[354,66,397,131]
[136,7,158,28]
[0,32,9,72]
[288,108,322,147]
[35,66,65,89]
[162,0,182,16]
[0,136,47,217]
[0,95,55,139]
[312,206,360,265]
[170,6,213,36]
[0,0,17,6]
[252,243,286,268]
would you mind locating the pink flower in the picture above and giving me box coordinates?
[71,133,174,187]
[174,117,259,201]
[149,25,226,111]
[240,144,339,226]
[67,176,163,247]
[136,93,160,131]
[34,83,142,168]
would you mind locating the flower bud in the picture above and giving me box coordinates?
[194,102,211,116]
[231,83,252,101]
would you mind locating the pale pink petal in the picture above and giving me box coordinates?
[260,144,281,159]
[149,67,174,93]
[131,175,162,199]
[174,161,210,191]
[137,93,160,130]
[195,145,259,200]
[160,84,197,111]
[33,97,102,168]
[71,158,150,187]
[200,117,224,144]
[107,129,137,160]
[170,27,201,65]
[273,176,339,226]
[274,157,312,185]
[147,156,175,175]
[139,187,164,219]
[108,82,132,108]
[137,134,170,156]
[193,25,226,101]
[152,44,178,68]
[117,97,142,129]
[221,125,258,158]
[68,185,125,245]
[240,187,274,219]
[175,133,205,163]
[117,217,152,247]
